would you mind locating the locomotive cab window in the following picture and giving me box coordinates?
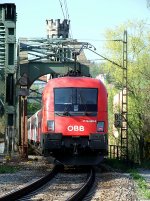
[54,88,72,104]
[54,88,98,116]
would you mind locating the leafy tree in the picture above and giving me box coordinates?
[103,20,150,163]
[27,102,41,115]
[90,62,105,78]
[27,84,42,115]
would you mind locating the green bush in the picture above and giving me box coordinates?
[0,165,19,174]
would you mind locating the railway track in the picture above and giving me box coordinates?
[67,167,95,201]
[0,159,138,201]
[0,164,95,201]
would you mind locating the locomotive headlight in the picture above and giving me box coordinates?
[47,120,54,131]
[97,121,104,132]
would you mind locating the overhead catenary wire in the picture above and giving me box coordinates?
[58,0,73,38]
[58,0,65,19]
[63,0,73,38]
[63,0,69,20]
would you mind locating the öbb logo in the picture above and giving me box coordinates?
[67,125,84,132]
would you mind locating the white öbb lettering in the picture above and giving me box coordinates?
[67,125,84,132]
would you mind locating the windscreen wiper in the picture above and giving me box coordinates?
[55,112,64,116]
[63,103,71,116]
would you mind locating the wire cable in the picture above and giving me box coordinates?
[58,0,73,38]
[64,0,73,38]
[64,0,69,19]
[58,0,65,19]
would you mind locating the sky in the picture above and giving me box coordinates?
[1,0,150,60]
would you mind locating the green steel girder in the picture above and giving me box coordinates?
[19,61,90,87]
[17,37,91,86]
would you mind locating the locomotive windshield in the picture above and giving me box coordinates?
[54,88,98,116]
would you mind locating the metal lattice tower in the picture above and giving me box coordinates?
[121,31,128,160]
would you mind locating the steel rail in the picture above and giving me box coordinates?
[0,164,60,201]
[67,167,95,201]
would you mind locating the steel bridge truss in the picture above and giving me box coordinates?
[18,38,91,86]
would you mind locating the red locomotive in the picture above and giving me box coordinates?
[28,76,108,165]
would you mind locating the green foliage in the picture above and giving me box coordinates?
[27,102,41,114]
[28,83,42,115]
[103,19,150,163]
[90,62,106,78]
[0,165,20,174]
[105,159,150,199]
[0,116,5,135]
[130,169,150,199]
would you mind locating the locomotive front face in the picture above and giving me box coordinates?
[43,85,107,153]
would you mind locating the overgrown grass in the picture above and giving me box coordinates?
[0,165,20,174]
[105,159,150,200]
[130,169,150,199]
